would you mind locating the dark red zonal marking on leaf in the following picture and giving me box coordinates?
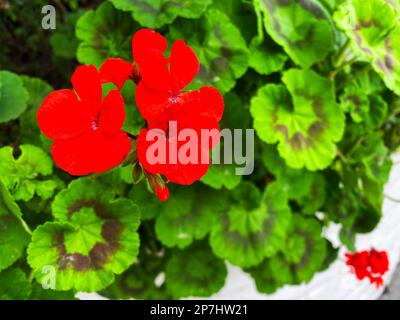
[55,219,124,271]
[68,199,111,219]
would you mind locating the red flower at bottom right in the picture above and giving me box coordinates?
[345,249,389,288]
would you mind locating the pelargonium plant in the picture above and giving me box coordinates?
[0,0,399,299]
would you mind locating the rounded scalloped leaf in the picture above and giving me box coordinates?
[209,182,292,268]
[0,144,56,201]
[0,268,31,300]
[165,245,227,298]
[0,71,28,123]
[169,8,249,94]
[257,0,335,67]
[249,216,327,290]
[281,215,327,283]
[155,186,227,249]
[251,68,345,171]
[200,163,241,190]
[249,37,288,75]
[334,0,400,94]
[128,182,163,220]
[263,144,327,215]
[76,2,139,67]
[247,256,292,294]
[0,180,31,272]
[28,178,140,292]
[110,0,212,29]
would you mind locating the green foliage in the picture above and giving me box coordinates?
[110,0,212,28]
[0,180,31,272]
[165,244,227,298]
[0,71,28,123]
[1,0,400,300]
[76,2,139,67]
[251,68,345,170]
[27,178,140,292]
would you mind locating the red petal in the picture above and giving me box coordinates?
[132,29,168,63]
[51,130,131,176]
[197,86,224,121]
[138,49,171,91]
[37,89,92,140]
[71,65,102,111]
[99,90,126,135]
[135,82,171,122]
[99,58,133,89]
[170,40,199,92]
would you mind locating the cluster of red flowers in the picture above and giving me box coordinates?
[345,249,389,288]
[37,29,224,202]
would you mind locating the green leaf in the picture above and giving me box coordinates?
[334,0,400,94]
[128,182,162,220]
[101,241,171,300]
[27,178,140,292]
[169,8,249,94]
[249,215,327,288]
[0,145,58,201]
[120,81,145,136]
[76,2,139,67]
[0,268,31,300]
[210,182,291,268]
[211,0,258,43]
[165,244,227,298]
[201,163,241,190]
[251,68,345,170]
[19,76,53,147]
[249,38,288,75]
[257,0,335,67]
[246,255,291,294]
[50,10,85,60]
[156,185,226,248]
[0,180,30,272]
[201,92,252,189]
[0,71,28,123]
[29,283,76,300]
[110,0,212,28]
[339,70,387,124]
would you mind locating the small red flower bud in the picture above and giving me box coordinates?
[155,185,170,202]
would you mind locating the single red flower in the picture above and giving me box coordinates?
[37,63,131,176]
[345,249,389,288]
[132,29,224,186]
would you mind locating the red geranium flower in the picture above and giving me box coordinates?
[345,249,389,288]
[132,29,224,185]
[37,63,131,176]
